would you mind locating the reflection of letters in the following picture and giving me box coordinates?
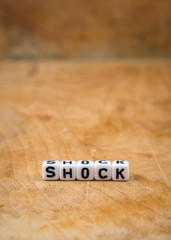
[99,160,108,164]
[116,161,124,164]
[63,161,72,164]
[81,161,89,164]
[47,161,56,164]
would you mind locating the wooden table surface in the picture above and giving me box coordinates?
[0,60,171,240]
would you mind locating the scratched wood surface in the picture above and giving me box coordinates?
[0,0,171,59]
[0,60,171,240]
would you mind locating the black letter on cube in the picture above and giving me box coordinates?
[77,160,94,180]
[95,160,112,180]
[112,160,129,181]
[42,160,59,180]
[60,161,76,180]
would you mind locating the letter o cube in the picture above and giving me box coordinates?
[77,160,95,180]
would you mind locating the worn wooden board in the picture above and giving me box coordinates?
[0,0,171,58]
[0,59,171,240]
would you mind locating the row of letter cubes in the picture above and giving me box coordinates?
[42,160,129,181]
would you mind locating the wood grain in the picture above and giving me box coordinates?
[0,0,171,59]
[0,59,171,240]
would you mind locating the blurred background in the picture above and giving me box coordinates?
[0,0,171,60]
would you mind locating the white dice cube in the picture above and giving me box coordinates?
[77,160,94,180]
[42,160,130,181]
[95,160,112,180]
[60,160,76,180]
[42,160,60,180]
[112,160,129,181]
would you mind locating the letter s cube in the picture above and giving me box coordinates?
[42,160,60,180]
